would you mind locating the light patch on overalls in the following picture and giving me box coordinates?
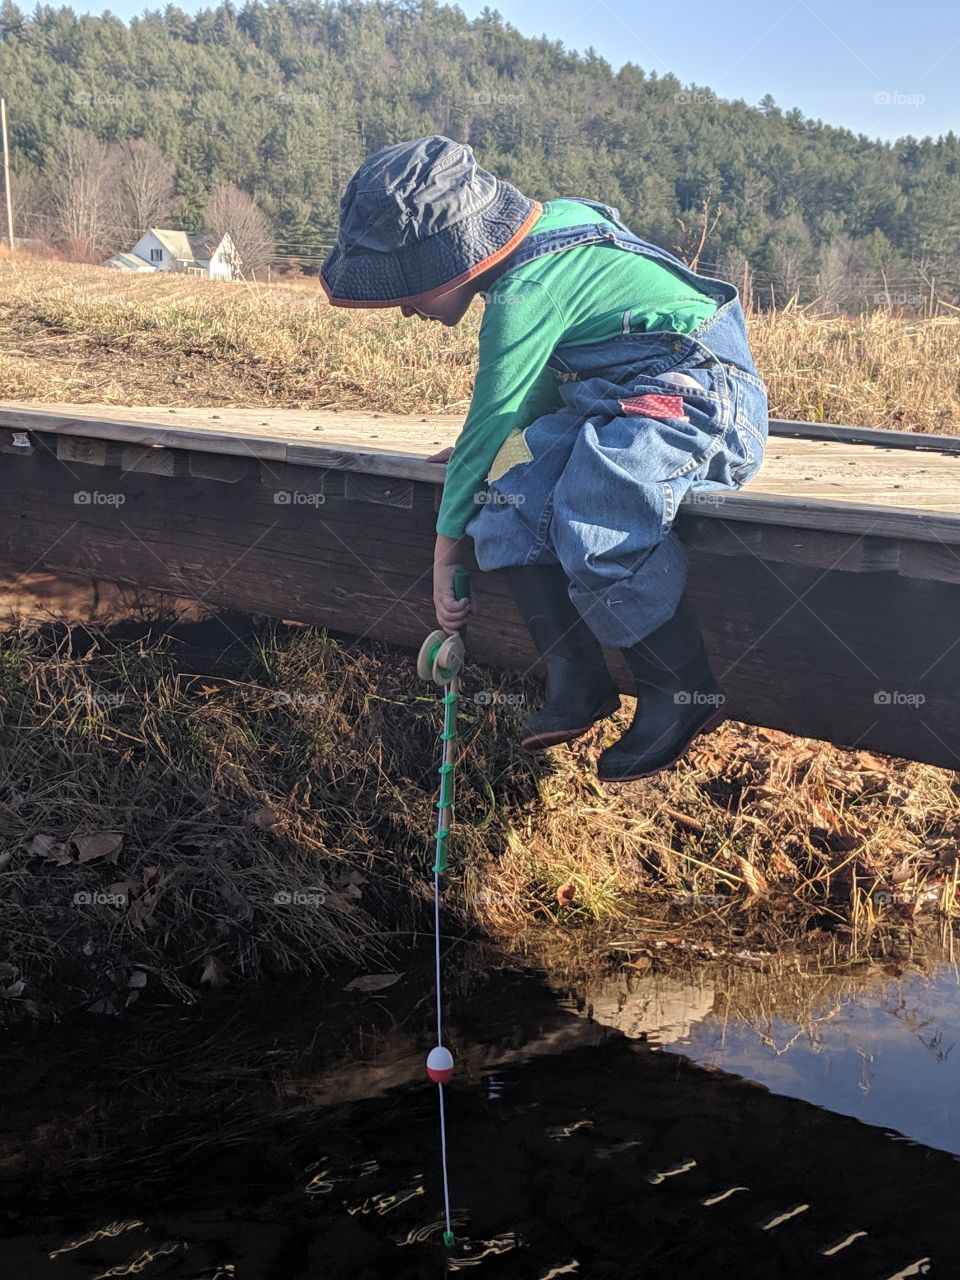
[486,427,534,483]
[618,393,689,421]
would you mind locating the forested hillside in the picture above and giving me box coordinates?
[1,0,958,304]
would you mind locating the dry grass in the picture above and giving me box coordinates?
[0,620,415,1017]
[3,613,958,1021]
[750,300,960,435]
[467,712,960,958]
[2,254,959,1017]
[0,255,476,411]
[1,256,959,435]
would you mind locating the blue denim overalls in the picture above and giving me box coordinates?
[463,198,769,648]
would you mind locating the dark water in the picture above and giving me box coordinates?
[2,944,958,1279]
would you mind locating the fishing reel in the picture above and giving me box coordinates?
[417,629,465,685]
[417,567,470,686]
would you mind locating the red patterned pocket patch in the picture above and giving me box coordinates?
[618,393,689,422]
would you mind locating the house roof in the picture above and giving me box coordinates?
[148,228,227,262]
[105,252,159,271]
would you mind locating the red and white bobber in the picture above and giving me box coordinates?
[426,1046,454,1084]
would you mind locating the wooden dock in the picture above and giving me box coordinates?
[2,401,959,770]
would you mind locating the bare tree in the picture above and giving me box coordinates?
[7,168,46,249]
[718,246,753,312]
[43,127,119,260]
[205,183,274,276]
[674,198,723,272]
[767,213,813,305]
[111,139,179,241]
[817,235,862,313]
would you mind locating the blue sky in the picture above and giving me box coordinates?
[81,0,958,143]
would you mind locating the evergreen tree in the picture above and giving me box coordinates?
[0,0,954,306]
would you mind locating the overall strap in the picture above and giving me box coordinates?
[497,196,734,307]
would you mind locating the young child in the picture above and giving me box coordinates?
[320,135,768,782]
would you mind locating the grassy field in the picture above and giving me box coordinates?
[1,252,959,1019]
[1,252,959,432]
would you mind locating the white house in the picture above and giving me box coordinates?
[104,229,240,280]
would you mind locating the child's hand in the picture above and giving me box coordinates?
[433,534,471,633]
[425,446,454,463]
[433,561,471,633]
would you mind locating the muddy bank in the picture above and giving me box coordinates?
[2,611,959,1021]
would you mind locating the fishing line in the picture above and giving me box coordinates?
[417,566,471,1253]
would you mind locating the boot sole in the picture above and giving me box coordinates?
[597,709,726,782]
[520,694,622,750]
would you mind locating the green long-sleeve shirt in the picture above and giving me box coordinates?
[435,198,719,540]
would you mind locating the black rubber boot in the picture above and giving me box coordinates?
[503,565,621,749]
[597,596,726,782]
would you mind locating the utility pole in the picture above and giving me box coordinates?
[1,98,14,250]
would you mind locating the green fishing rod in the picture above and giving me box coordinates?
[416,566,471,1251]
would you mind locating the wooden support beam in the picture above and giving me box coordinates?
[2,415,959,771]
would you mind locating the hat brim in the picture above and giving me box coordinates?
[320,193,543,309]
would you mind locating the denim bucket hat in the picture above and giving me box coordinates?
[319,135,542,308]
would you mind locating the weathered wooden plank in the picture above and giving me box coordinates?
[678,518,905,576]
[695,490,960,544]
[56,436,109,467]
[11,426,960,568]
[769,417,960,453]
[686,553,960,770]
[11,401,960,457]
[898,540,960,586]
[0,406,292,463]
[4,404,960,543]
[3,442,959,770]
[187,453,253,483]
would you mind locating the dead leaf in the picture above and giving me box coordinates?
[768,850,800,881]
[808,785,842,833]
[127,886,159,931]
[856,751,889,772]
[29,834,73,865]
[323,891,355,914]
[2,980,25,999]
[246,807,280,829]
[200,955,229,987]
[107,879,139,901]
[735,855,769,896]
[344,973,401,993]
[87,998,119,1016]
[74,832,123,864]
[556,881,576,908]
[891,858,918,885]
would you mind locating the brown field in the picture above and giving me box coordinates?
[1,252,959,1017]
[1,254,959,433]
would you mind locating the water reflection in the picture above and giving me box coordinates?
[577,949,960,1154]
